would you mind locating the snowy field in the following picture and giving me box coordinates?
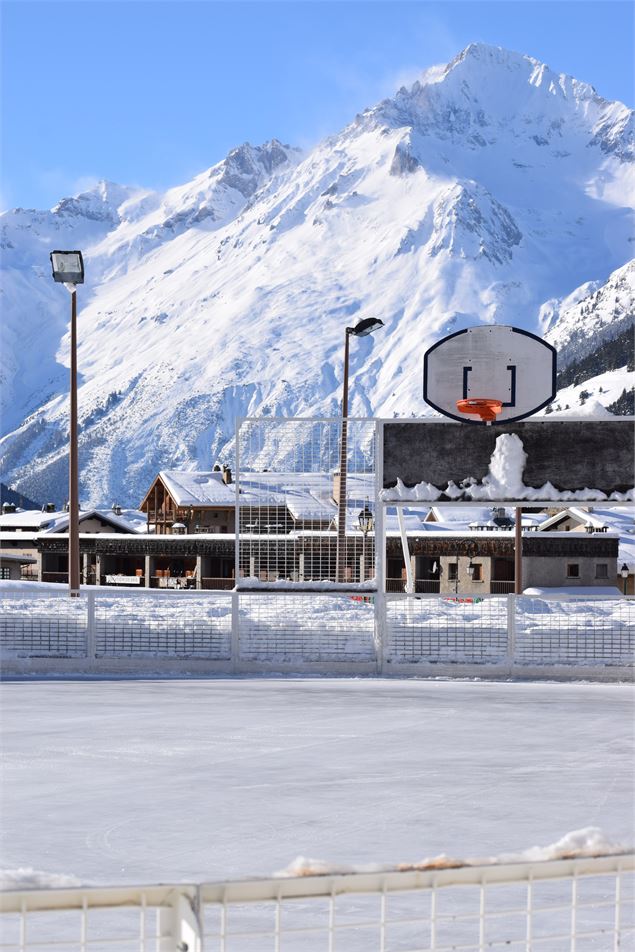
[1,678,633,888]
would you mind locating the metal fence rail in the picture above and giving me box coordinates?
[1,854,633,951]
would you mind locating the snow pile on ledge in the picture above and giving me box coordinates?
[275,827,629,878]
[0,867,83,890]
[499,827,626,864]
[381,433,634,503]
[236,577,377,591]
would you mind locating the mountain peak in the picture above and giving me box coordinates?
[218,139,301,197]
[51,179,139,223]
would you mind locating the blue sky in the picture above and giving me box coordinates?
[1,1,633,210]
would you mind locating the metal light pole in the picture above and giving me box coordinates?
[50,251,84,597]
[335,318,384,582]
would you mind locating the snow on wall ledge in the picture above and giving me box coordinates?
[276,827,631,878]
[382,419,635,503]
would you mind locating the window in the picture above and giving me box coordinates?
[566,563,580,578]
[0,567,11,579]
[471,563,483,582]
[595,563,608,579]
[448,563,458,581]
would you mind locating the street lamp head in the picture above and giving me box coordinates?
[348,317,384,338]
[621,563,629,578]
[358,504,374,534]
[50,250,84,285]
[467,561,476,578]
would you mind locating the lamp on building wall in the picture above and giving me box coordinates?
[50,250,85,598]
[336,317,384,582]
[621,563,629,595]
[357,502,374,582]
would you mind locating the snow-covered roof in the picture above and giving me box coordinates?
[425,506,540,531]
[44,509,143,534]
[0,507,146,534]
[534,506,635,570]
[0,510,52,531]
[158,470,375,517]
[0,553,37,564]
[160,471,236,506]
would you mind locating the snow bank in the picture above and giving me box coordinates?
[523,586,624,597]
[0,867,83,890]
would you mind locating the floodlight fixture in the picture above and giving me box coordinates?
[348,317,384,338]
[50,250,85,285]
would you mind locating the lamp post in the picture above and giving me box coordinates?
[336,317,384,582]
[458,541,478,594]
[50,250,84,597]
[621,563,629,595]
[357,502,374,582]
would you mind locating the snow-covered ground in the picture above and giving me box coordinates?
[0,679,632,887]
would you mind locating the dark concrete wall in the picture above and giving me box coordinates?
[383,420,634,499]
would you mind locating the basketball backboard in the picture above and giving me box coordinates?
[423,326,557,424]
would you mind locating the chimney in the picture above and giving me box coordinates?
[332,470,341,506]
[222,465,232,485]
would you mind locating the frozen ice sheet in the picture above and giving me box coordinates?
[0,678,633,886]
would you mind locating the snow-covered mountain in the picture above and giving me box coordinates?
[1,42,633,507]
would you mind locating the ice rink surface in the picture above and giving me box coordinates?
[1,678,633,886]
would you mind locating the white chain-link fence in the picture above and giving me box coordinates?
[1,589,633,678]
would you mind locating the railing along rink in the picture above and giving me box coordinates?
[1,853,633,951]
[0,588,633,679]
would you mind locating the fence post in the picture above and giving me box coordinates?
[158,887,202,952]
[506,593,516,675]
[374,419,386,675]
[86,590,96,663]
[231,591,240,673]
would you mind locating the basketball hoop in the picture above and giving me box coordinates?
[456,398,503,424]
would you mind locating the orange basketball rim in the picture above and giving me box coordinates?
[456,398,503,423]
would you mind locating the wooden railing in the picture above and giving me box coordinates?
[491,580,516,594]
